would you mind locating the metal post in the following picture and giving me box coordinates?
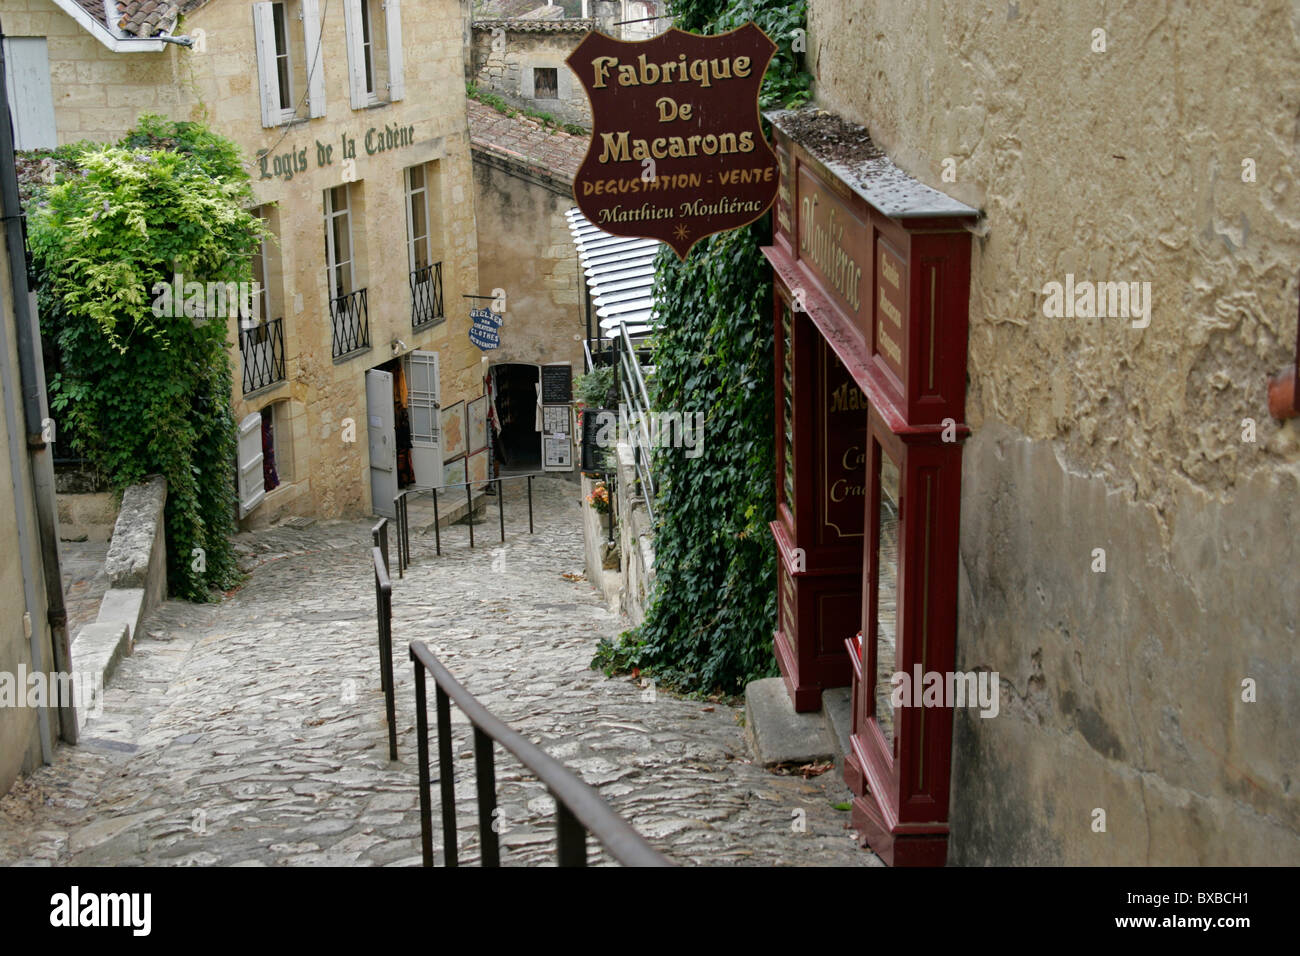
[527,475,534,534]
[403,494,411,568]
[466,481,474,549]
[555,799,588,867]
[394,495,401,573]
[432,488,441,556]
[413,658,434,867]
[497,478,505,543]
[436,685,458,866]
[474,727,500,867]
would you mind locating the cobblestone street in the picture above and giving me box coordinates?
[0,479,877,867]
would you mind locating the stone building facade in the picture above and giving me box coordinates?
[803,0,1300,864]
[467,99,586,474]
[1,0,485,523]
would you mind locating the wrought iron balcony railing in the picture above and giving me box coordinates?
[330,288,370,359]
[239,316,286,394]
[410,262,445,329]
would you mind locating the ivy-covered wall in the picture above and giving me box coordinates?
[593,0,811,694]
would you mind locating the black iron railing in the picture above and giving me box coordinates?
[393,473,538,573]
[371,535,398,762]
[410,262,444,329]
[239,317,286,394]
[330,288,370,358]
[409,640,671,867]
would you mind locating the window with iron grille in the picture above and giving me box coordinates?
[325,184,369,358]
[241,208,286,393]
[405,163,444,329]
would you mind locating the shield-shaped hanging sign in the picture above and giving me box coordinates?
[567,23,780,259]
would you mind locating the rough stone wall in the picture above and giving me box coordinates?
[470,151,585,375]
[471,27,591,127]
[807,1,1300,863]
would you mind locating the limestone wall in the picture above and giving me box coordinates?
[470,150,585,375]
[807,0,1300,863]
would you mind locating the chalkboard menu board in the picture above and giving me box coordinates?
[541,364,572,404]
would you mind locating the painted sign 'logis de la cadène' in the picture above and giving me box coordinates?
[567,24,780,258]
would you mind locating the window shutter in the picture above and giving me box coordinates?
[3,38,56,150]
[384,0,404,101]
[252,2,280,128]
[343,0,368,109]
[302,0,327,118]
[237,413,267,517]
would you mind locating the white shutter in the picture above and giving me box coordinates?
[343,0,368,109]
[302,0,327,118]
[384,0,404,101]
[252,3,280,128]
[407,350,441,487]
[237,412,266,517]
[3,38,56,150]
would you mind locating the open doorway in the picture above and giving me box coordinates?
[491,363,540,473]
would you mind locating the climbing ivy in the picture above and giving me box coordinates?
[26,115,264,601]
[592,0,810,695]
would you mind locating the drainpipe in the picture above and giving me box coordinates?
[0,26,75,747]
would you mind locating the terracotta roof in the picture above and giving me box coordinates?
[473,16,597,34]
[68,0,209,38]
[468,99,590,185]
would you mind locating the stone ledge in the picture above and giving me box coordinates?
[69,621,130,733]
[745,677,836,768]
[103,475,166,598]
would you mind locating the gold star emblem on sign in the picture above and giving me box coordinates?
[673,223,690,242]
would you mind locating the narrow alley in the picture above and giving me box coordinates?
[0,479,874,867]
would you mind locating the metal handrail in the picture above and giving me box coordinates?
[371,545,398,761]
[394,472,540,566]
[617,322,657,523]
[409,639,671,867]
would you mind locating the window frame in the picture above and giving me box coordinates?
[323,184,355,301]
[404,164,432,275]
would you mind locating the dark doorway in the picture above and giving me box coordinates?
[492,363,540,473]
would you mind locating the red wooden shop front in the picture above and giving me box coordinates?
[762,110,976,866]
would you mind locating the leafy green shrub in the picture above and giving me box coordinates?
[591,0,811,694]
[27,116,264,600]
[574,365,617,408]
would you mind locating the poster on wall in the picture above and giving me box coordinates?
[567,24,780,258]
[443,456,467,488]
[467,396,489,453]
[441,400,467,461]
[467,448,490,488]
[544,435,573,469]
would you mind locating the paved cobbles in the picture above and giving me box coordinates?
[0,479,877,867]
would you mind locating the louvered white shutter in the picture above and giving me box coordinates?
[384,0,404,102]
[343,0,368,109]
[252,3,280,128]
[302,0,327,118]
[237,413,266,517]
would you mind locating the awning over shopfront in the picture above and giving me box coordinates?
[565,207,661,339]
